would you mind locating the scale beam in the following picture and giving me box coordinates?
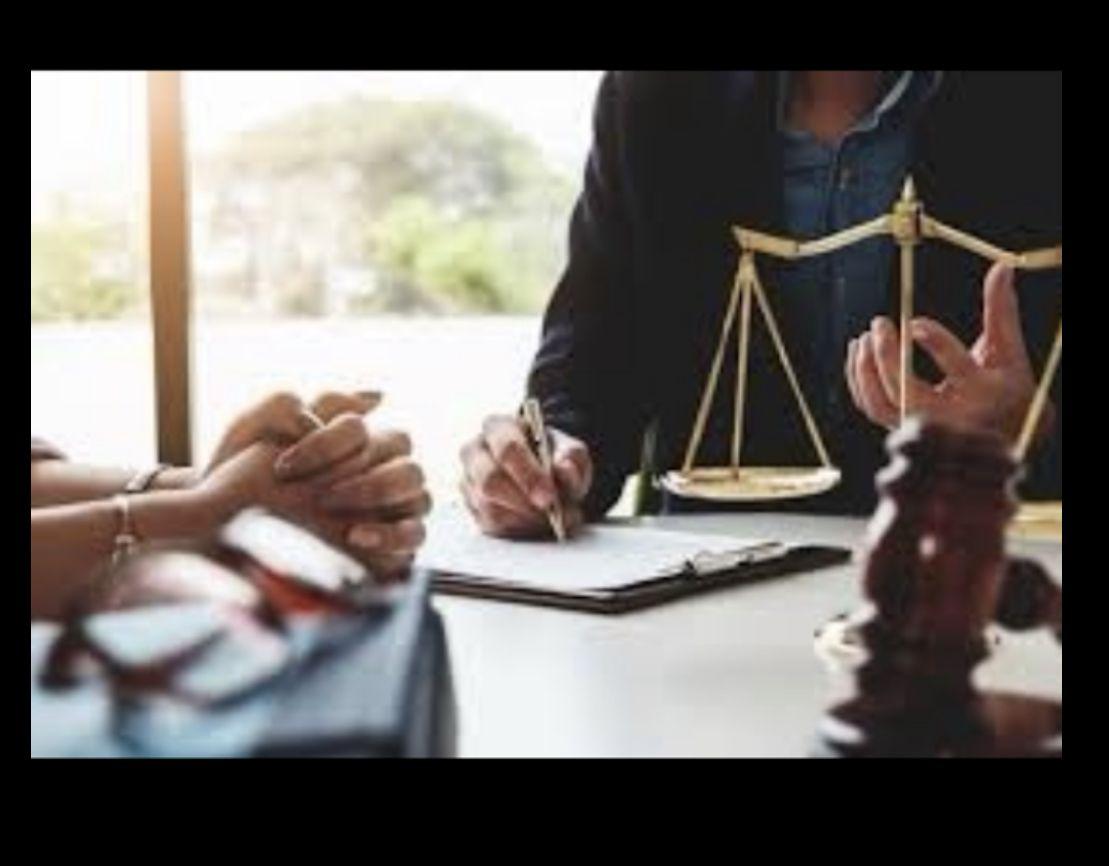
[733,216,893,261]
[921,217,1063,271]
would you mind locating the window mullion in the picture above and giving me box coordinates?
[146,70,193,466]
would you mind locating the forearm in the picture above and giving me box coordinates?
[30,462,198,508]
[30,487,224,621]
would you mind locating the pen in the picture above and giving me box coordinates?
[521,397,568,542]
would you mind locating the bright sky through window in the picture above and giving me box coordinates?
[31,71,608,491]
[32,71,603,212]
[186,72,602,174]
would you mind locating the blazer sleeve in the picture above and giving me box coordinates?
[526,72,649,519]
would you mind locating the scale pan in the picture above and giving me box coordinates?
[660,466,842,502]
[1008,501,1062,541]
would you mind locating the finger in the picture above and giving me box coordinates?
[870,317,902,407]
[300,442,375,490]
[367,491,433,522]
[910,317,977,380]
[561,503,585,537]
[468,490,550,539]
[339,489,432,525]
[296,409,326,434]
[273,413,368,480]
[253,392,321,442]
[311,391,382,423]
[364,429,413,467]
[206,392,316,475]
[551,437,592,502]
[461,481,487,526]
[481,416,556,511]
[844,338,863,409]
[230,391,312,447]
[461,439,542,518]
[865,319,945,417]
[347,518,426,556]
[311,391,381,423]
[305,430,413,491]
[852,332,935,419]
[854,335,899,428]
[467,473,584,541]
[319,457,426,511]
[980,263,1028,362]
[461,477,537,537]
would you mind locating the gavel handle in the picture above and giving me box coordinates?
[995,557,1062,644]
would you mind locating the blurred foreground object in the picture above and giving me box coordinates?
[813,419,1061,758]
[31,509,455,758]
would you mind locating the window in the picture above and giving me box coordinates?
[184,71,601,498]
[31,71,156,466]
[31,70,602,500]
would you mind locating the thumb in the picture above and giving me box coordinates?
[982,262,1028,363]
[311,390,383,423]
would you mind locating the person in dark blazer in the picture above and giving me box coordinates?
[460,71,1062,536]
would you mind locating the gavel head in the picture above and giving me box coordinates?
[861,417,1019,652]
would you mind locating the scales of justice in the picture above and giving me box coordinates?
[662,177,1063,504]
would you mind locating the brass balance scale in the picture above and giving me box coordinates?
[662,177,1062,524]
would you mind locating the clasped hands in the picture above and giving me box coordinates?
[196,390,430,577]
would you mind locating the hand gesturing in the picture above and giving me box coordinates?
[846,262,1054,446]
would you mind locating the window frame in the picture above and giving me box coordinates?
[146,71,193,465]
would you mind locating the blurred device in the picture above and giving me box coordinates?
[31,509,456,758]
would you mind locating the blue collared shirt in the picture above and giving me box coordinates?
[773,71,941,448]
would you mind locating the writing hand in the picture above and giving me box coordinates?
[460,414,592,539]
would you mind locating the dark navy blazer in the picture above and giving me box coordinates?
[528,71,1062,517]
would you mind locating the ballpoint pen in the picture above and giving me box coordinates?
[521,397,568,542]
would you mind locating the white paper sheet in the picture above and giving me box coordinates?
[417,506,777,593]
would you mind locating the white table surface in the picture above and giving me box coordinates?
[431,512,1063,758]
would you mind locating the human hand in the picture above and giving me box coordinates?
[205,390,381,477]
[845,263,1054,446]
[198,440,346,545]
[460,413,592,538]
[272,401,430,578]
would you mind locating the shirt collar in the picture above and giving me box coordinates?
[776,71,943,137]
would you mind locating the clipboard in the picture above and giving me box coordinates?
[419,511,852,614]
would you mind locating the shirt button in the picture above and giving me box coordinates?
[838,167,853,190]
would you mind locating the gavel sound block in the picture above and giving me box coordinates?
[814,419,1062,758]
